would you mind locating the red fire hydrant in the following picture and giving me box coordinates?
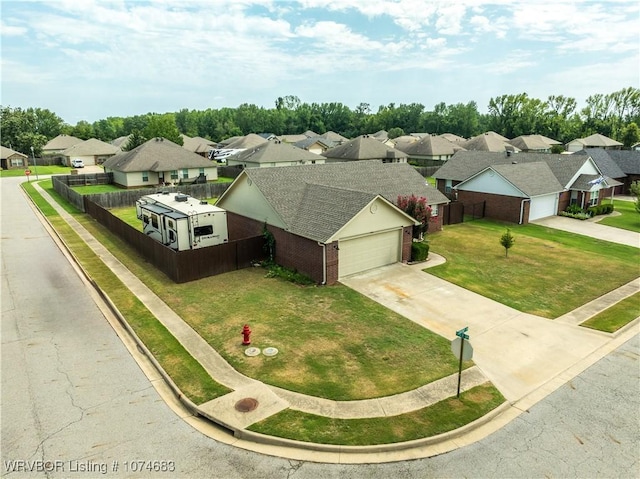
[241,324,252,345]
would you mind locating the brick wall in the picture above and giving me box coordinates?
[402,226,413,262]
[456,191,530,224]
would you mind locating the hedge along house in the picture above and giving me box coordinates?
[102,137,218,188]
[216,161,449,284]
[434,151,620,224]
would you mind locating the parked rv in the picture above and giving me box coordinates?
[136,192,228,251]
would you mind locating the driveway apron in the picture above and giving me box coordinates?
[341,263,610,403]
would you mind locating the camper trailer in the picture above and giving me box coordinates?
[136,192,228,251]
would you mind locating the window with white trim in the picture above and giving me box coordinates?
[589,190,599,206]
[142,171,149,182]
[182,168,189,179]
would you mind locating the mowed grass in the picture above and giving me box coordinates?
[250,383,504,445]
[597,200,640,233]
[427,220,640,319]
[581,292,640,333]
[1,165,72,177]
[71,211,469,401]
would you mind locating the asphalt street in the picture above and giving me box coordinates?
[1,175,638,478]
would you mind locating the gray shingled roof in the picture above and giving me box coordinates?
[102,137,213,172]
[320,131,349,143]
[574,148,627,179]
[219,161,448,242]
[570,133,623,148]
[62,138,120,156]
[462,132,517,152]
[606,150,640,175]
[487,162,564,196]
[42,134,83,151]
[289,184,381,242]
[181,135,215,153]
[402,134,461,157]
[224,134,268,149]
[1,146,27,158]
[434,151,599,188]
[508,135,552,151]
[294,137,335,150]
[322,135,408,161]
[228,140,323,164]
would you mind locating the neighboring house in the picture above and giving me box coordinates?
[62,138,120,166]
[216,161,449,285]
[1,146,29,170]
[434,151,619,224]
[279,133,309,143]
[439,133,466,143]
[181,135,216,157]
[41,134,83,157]
[605,150,640,194]
[320,131,349,144]
[397,134,465,166]
[631,142,640,151]
[574,148,627,194]
[111,135,131,150]
[294,136,336,155]
[102,137,218,188]
[212,134,269,163]
[322,135,408,163]
[391,135,419,151]
[226,139,325,168]
[370,130,390,143]
[508,135,561,153]
[462,131,518,152]
[565,133,623,152]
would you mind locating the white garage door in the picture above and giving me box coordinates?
[338,229,402,278]
[529,194,557,221]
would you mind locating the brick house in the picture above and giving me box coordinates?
[434,151,621,224]
[216,161,449,285]
[1,146,29,170]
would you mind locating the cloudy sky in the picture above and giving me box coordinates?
[2,0,638,124]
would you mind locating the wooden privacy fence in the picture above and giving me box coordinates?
[84,198,266,283]
[441,201,486,225]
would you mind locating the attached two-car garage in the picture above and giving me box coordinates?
[338,229,403,278]
[528,193,559,221]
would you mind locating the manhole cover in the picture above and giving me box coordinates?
[235,397,258,412]
[263,347,279,357]
[244,347,261,357]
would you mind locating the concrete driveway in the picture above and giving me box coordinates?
[341,263,611,403]
[533,215,639,248]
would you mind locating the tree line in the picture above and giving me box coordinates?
[2,87,639,156]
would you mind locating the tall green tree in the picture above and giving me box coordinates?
[143,113,183,145]
[122,129,146,151]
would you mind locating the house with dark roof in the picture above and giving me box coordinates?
[322,135,408,164]
[216,161,449,284]
[62,138,120,166]
[574,148,627,194]
[604,149,640,193]
[1,146,29,170]
[434,151,620,223]
[102,137,218,188]
[226,139,325,168]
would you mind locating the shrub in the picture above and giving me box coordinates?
[411,241,430,262]
[565,204,582,215]
[264,263,315,285]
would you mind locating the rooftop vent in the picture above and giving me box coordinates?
[175,194,188,202]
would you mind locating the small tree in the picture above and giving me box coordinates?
[500,228,515,258]
[397,195,432,239]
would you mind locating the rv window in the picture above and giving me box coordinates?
[143,214,150,224]
[169,230,175,242]
[194,225,213,237]
[151,214,159,229]
[168,219,174,229]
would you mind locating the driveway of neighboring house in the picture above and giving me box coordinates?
[341,262,616,403]
[532,215,639,248]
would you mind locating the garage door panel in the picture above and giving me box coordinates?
[529,194,557,221]
[338,229,401,278]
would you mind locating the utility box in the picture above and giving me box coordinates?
[136,192,228,251]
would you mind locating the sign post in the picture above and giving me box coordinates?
[25,169,31,182]
[451,327,473,398]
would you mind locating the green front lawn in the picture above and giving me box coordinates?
[1,165,72,177]
[428,220,640,319]
[597,200,640,233]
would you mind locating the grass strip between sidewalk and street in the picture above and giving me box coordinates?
[22,182,231,405]
[580,292,640,333]
[249,383,504,446]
